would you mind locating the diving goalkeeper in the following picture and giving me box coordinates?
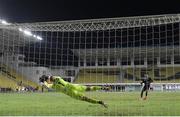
[39,75,110,108]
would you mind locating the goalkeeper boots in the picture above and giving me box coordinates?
[99,101,108,108]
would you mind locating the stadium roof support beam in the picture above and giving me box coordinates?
[1,14,180,32]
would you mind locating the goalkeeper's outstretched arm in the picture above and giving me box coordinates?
[51,76,68,86]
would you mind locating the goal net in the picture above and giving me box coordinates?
[1,14,180,116]
[0,14,180,91]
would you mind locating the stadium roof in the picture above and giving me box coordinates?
[0,14,180,32]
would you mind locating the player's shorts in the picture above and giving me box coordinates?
[142,85,150,91]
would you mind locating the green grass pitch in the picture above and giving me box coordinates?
[0,91,180,116]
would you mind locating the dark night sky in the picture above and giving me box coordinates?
[0,0,180,23]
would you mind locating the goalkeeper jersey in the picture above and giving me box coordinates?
[51,76,86,97]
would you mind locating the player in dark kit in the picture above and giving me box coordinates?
[140,74,153,100]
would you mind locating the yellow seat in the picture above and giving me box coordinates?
[74,70,117,83]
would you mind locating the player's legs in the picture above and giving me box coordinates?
[73,84,110,92]
[81,96,108,108]
[145,90,148,96]
[85,86,102,91]
[140,90,144,98]
[142,90,148,100]
[71,90,108,108]
[144,86,150,100]
[140,86,145,98]
[85,85,111,91]
[73,85,87,92]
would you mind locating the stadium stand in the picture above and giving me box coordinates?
[0,64,38,89]
[0,74,18,90]
[74,70,118,83]
[74,67,180,83]
[124,67,180,82]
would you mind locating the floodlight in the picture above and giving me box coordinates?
[23,30,33,36]
[33,35,37,38]
[1,20,10,25]
[36,36,42,40]
[19,28,23,32]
